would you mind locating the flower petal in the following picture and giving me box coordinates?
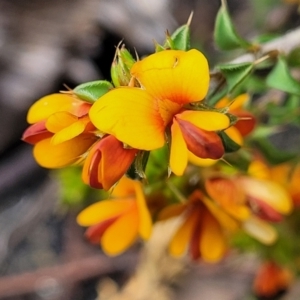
[101,209,139,255]
[170,120,188,176]
[188,152,217,167]
[77,199,134,226]
[238,177,293,215]
[176,117,224,159]
[27,94,83,124]
[205,177,250,220]
[133,180,152,240]
[178,111,230,131]
[202,197,239,231]
[224,126,243,146]
[169,210,198,257]
[89,88,165,150]
[131,49,209,104]
[158,203,187,221]
[84,216,119,243]
[200,210,226,263]
[243,216,278,245]
[82,135,138,190]
[22,121,53,144]
[33,134,96,168]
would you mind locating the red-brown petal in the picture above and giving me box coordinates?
[234,111,256,136]
[85,216,119,244]
[22,121,53,144]
[176,117,224,159]
[248,196,283,222]
[82,135,138,190]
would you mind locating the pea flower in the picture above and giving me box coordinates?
[205,169,292,244]
[77,176,152,255]
[22,93,96,168]
[158,190,237,262]
[89,50,231,176]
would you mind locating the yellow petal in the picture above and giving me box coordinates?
[77,199,134,226]
[46,112,78,133]
[101,209,139,255]
[33,134,96,168]
[133,181,152,240]
[51,121,86,145]
[178,110,230,131]
[200,210,226,263]
[205,177,250,221]
[89,88,165,150]
[169,210,198,257]
[188,151,217,167]
[111,176,136,197]
[242,216,277,245]
[170,120,188,176]
[158,203,187,221]
[202,197,239,231]
[224,126,243,146]
[248,160,271,180]
[27,94,80,124]
[238,177,293,215]
[131,49,209,104]
[216,94,249,111]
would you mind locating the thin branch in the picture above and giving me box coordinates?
[231,27,300,64]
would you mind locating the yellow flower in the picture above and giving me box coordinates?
[22,93,96,168]
[90,50,230,176]
[158,190,234,262]
[77,176,152,255]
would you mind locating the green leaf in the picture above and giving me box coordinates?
[219,131,241,153]
[214,1,253,50]
[218,62,254,93]
[73,80,113,103]
[170,24,191,51]
[254,138,296,165]
[266,56,300,96]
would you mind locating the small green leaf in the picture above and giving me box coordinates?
[219,131,241,153]
[214,1,253,50]
[254,138,296,165]
[170,24,191,51]
[218,62,254,93]
[73,80,113,103]
[266,56,300,96]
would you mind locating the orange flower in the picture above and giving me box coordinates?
[22,93,96,168]
[82,135,138,190]
[77,176,152,255]
[253,261,293,298]
[205,171,292,244]
[158,190,238,262]
[90,50,230,176]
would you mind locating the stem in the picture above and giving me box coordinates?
[231,27,300,64]
[166,181,186,204]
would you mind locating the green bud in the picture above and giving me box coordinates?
[110,45,136,87]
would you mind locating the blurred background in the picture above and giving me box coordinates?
[0,0,299,299]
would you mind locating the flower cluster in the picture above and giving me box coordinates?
[22,21,294,265]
